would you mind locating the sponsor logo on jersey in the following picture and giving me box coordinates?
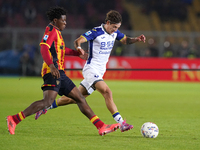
[99,50,111,54]
[43,35,49,41]
[85,31,92,36]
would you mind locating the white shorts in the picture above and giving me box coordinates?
[80,68,104,94]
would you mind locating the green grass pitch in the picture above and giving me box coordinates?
[0,77,199,150]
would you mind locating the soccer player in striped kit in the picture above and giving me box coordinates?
[35,10,146,132]
[6,6,121,136]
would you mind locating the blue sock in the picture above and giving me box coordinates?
[50,100,58,109]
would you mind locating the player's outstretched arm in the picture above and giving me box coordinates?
[121,34,146,45]
[65,47,88,60]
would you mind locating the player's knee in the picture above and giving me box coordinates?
[103,88,112,97]
[71,91,85,103]
[78,93,86,101]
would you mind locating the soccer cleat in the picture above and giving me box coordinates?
[98,123,120,136]
[35,109,47,120]
[6,116,16,135]
[120,120,133,132]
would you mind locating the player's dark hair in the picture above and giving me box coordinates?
[46,6,67,21]
[105,10,122,24]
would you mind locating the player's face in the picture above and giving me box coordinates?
[106,22,121,34]
[55,15,67,31]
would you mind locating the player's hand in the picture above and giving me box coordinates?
[136,34,146,43]
[49,64,60,79]
[77,47,85,56]
[79,52,88,60]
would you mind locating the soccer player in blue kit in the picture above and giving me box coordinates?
[35,10,146,132]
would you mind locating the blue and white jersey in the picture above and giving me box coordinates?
[81,24,125,75]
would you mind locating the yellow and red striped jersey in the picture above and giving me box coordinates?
[40,23,65,77]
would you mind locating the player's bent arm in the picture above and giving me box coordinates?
[74,36,87,50]
[74,36,87,55]
[40,44,60,78]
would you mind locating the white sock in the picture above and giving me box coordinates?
[113,111,124,125]
[49,105,53,109]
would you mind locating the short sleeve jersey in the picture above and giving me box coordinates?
[40,23,66,77]
[81,24,125,75]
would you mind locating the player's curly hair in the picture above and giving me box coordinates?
[105,10,122,24]
[46,6,67,21]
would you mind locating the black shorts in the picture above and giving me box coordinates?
[41,70,76,96]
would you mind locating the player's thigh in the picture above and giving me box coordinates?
[78,84,89,97]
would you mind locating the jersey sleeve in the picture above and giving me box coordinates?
[40,44,53,66]
[116,30,126,41]
[39,26,57,66]
[65,47,79,56]
[81,28,103,41]
[40,27,57,48]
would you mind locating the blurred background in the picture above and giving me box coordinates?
[0,0,200,76]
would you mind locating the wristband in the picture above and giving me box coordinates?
[77,46,82,50]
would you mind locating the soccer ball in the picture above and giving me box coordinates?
[141,122,159,138]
